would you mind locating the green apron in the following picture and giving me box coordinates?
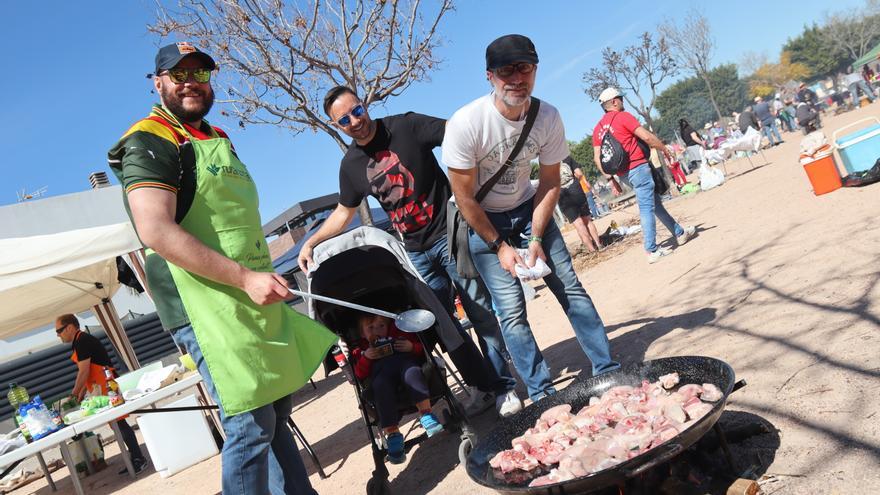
[163,114,336,416]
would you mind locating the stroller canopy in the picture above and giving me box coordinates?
[307,227,464,352]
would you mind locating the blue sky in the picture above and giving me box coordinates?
[0,0,862,221]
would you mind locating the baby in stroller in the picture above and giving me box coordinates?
[350,313,444,464]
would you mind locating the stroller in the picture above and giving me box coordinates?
[306,227,478,495]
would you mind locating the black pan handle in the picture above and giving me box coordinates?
[624,442,683,478]
[731,379,747,394]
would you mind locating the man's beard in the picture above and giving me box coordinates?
[161,86,215,124]
[499,84,531,107]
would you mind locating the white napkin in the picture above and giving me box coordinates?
[514,249,552,281]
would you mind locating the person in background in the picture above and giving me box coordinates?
[753,96,783,147]
[665,144,688,189]
[844,66,876,104]
[774,96,795,132]
[55,314,148,474]
[863,64,876,88]
[678,118,705,173]
[738,105,760,135]
[593,88,697,264]
[573,167,608,217]
[797,83,822,122]
[796,101,821,133]
[558,158,603,252]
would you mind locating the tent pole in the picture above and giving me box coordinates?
[93,302,140,371]
[126,250,153,301]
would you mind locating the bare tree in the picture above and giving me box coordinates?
[659,9,723,121]
[149,0,453,225]
[821,0,880,62]
[583,32,678,192]
[583,32,677,132]
[738,50,769,77]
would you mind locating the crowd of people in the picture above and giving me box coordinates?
[676,63,880,160]
[105,35,706,493]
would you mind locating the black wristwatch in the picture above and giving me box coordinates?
[488,235,503,253]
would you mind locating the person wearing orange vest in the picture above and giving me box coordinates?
[55,314,148,474]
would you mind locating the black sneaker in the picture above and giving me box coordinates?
[118,457,149,475]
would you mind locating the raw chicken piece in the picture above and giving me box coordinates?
[683,398,713,421]
[658,372,680,389]
[490,444,540,473]
[529,439,568,466]
[661,400,687,424]
[701,383,723,402]
[677,383,704,400]
[540,404,572,424]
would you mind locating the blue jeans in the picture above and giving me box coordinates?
[850,81,876,103]
[407,236,516,394]
[171,325,316,495]
[627,164,684,253]
[761,119,782,145]
[586,191,600,218]
[467,197,619,401]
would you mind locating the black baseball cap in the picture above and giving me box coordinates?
[154,42,216,74]
[485,34,539,70]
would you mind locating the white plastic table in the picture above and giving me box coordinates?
[0,426,81,494]
[71,374,203,479]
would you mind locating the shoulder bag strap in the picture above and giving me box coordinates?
[474,97,541,203]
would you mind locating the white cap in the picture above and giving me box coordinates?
[598,87,622,104]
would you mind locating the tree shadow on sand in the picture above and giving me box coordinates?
[540,307,718,379]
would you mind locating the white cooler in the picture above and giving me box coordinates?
[136,394,218,477]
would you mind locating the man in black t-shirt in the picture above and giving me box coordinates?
[56,314,148,474]
[298,86,522,417]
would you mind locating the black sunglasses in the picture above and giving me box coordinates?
[493,62,535,78]
[160,68,212,84]
[336,104,366,127]
[55,323,68,334]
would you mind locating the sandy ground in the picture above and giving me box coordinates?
[7,104,880,495]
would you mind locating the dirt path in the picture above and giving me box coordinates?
[9,105,880,495]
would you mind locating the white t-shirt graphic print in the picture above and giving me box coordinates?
[442,94,569,213]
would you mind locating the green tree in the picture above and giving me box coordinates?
[653,64,749,141]
[567,137,601,180]
[784,24,849,79]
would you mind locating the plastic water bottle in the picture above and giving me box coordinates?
[9,383,33,442]
[7,383,29,407]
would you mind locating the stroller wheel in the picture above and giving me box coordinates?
[442,408,460,432]
[366,474,392,495]
[458,435,474,466]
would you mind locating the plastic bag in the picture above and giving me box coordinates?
[700,163,726,191]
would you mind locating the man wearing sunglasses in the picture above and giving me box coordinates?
[107,42,335,494]
[297,86,523,418]
[443,34,620,404]
[55,314,148,474]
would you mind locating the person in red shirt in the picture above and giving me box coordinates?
[591,88,696,264]
[350,314,443,464]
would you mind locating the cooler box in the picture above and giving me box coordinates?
[834,118,880,174]
[802,152,842,195]
[136,394,218,477]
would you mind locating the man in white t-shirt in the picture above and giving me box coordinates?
[443,34,620,402]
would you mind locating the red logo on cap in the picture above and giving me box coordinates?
[176,42,197,55]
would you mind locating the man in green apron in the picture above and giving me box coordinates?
[108,42,336,494]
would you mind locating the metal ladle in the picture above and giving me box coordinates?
[288,288,436,333]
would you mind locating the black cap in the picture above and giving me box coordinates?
[485,34,539,70]
[154,42,216,74]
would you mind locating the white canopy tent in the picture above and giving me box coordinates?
[0,186,148,369]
